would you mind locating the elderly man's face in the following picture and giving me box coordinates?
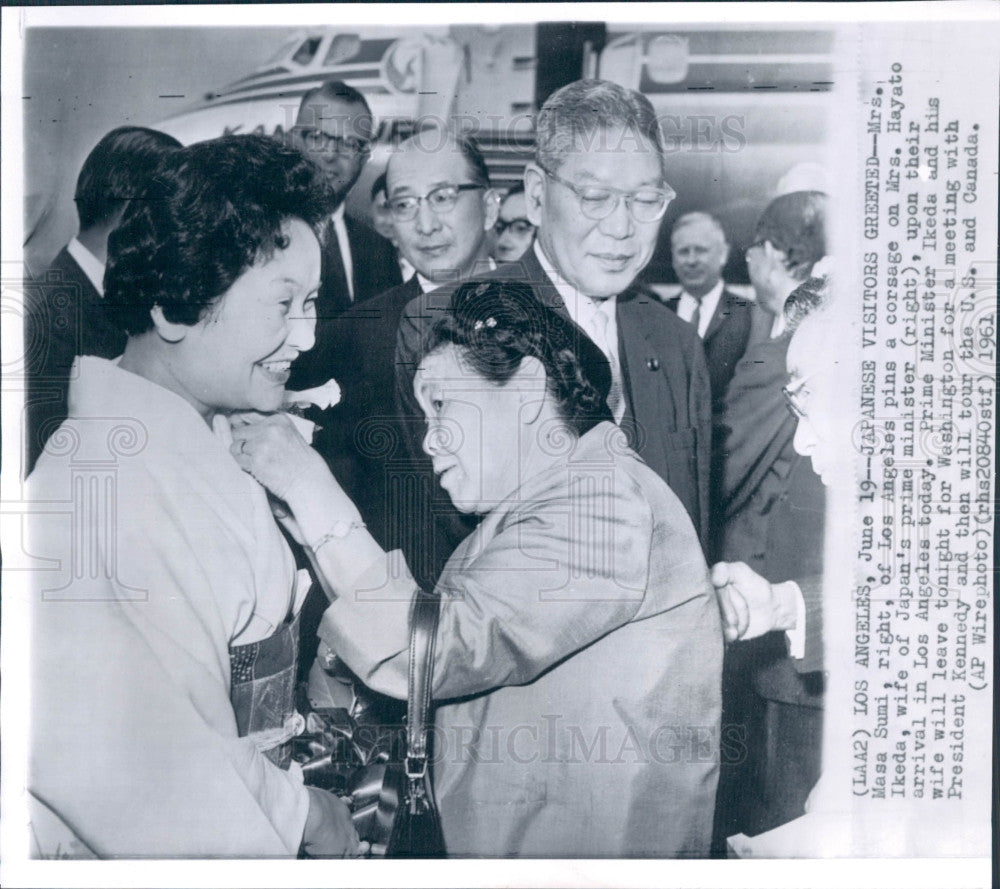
[387,141,497,283]
[526,127,664,299]
[671,219,729,298]
[786,314,852,487]
[294,96,372,204]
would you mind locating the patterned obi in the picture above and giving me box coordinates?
[229,611,303,769]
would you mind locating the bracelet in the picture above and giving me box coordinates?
[308,520,367,554]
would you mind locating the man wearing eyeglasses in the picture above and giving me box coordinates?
[288,80,402,391]
[490,184,536,264]
[396,79,712,557]
[309,127,498,598]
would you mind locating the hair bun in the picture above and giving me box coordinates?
[427,280,614,435]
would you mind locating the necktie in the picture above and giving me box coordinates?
[591,303,625,423]
[330,214,355,302]
[689,299,702,337]
[321,221,352,314]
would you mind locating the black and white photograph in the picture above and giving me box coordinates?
[0,4,995,887]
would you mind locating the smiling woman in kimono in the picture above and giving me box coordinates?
[26,135,361,858]
[232,280,723,858]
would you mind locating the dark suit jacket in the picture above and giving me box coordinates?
[394,248,712,582]
[290,213,402,390]
[666,287,752,410]
[714,332,825,578]
[715,333,826,708]
[24,246,127,475]
[311,274,424,550]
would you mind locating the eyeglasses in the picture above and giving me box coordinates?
[494,217,536,236]
[293,126,371,157]
[782,372,816,421]
[539,165,675,223]
[388,183,484,222]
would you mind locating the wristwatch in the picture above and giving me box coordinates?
[309,520,367,553]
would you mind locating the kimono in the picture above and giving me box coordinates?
[26,357,310,858]
[314,422,722,857]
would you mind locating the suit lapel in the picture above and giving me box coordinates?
[59,249,128,357]
[59,249,103,306]
[705,290,746,343]
[401,273,422,303]
[518,248,570,317]
[519,254,677,433]
[703,289,738,342]
[616,289,675,434]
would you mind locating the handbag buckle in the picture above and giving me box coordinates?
[406,766,428,816]
[405,754,427,780]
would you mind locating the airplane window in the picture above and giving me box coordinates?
[292,37,322,67]
[266,36,303,65]
[323,34,361,66]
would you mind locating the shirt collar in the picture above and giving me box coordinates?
[66,237,106,296]
[533,240,618,332]
[416,258,497,294]
[678,278,725,336]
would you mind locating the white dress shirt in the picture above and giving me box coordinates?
[533,241,625,422]
[676,278,725,338]
[399,256,417,284]
[66,237,106,296]
[329,204,354,301]
[416,258,496,295]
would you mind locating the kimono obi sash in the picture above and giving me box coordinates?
[229,611,304,769]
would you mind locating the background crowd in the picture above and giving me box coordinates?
[23,71,837,860]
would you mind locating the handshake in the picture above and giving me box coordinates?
[711,561,801,644]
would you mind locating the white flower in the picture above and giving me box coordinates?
[284,378,342,411]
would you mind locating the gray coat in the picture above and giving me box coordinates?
[315,423,722,857]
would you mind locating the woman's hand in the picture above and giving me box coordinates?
[230,412,330,504]
[301,786,366,858]
[230,412,364,548]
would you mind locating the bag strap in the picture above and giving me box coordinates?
[405,589,441,781]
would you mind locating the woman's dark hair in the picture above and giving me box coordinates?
[425,280,614,436]
[754,190,827,280]
[105,134,332,335]
[74,126,182,231]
